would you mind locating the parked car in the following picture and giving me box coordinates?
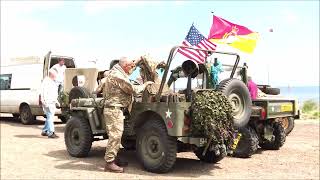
[0,51,76,124]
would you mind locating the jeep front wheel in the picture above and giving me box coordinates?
[136,120,177,173]
[64,116,93,157]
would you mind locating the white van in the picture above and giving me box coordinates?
[0,51,76,124]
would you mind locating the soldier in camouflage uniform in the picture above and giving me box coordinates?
[135,55,171,100]
[99,57,153,173]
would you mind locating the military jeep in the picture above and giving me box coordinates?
[64,46,252,173]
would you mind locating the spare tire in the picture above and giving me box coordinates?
[265,87,280,95]
[68,87,90,104]
[218,78,252,128]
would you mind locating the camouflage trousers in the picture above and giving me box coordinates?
[103,107,124,162]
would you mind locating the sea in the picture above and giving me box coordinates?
[278,86,319,105]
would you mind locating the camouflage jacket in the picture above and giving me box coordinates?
[137,55,170,95]
[102,64,143,108]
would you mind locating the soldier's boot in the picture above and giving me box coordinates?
[104,161,124,173]
[115,157,128,167]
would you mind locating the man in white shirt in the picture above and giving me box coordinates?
[51,58,66,93]
[40,68,60,138]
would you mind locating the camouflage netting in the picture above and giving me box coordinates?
[191,90,235,146]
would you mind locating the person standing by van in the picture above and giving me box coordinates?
[40,68,60,138]
[52,58,66,93]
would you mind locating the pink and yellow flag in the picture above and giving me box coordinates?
[208,15,259,53]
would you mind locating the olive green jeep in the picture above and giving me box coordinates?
[63,46,252,173]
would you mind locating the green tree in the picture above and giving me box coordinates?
[302,100,318,113]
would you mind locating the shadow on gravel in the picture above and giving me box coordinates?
[14,134,44,139]
[1,116,64,129]
[255,148,265,154]
[45,147,221,177]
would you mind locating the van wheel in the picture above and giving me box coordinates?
[218,78,252,128]
[19,104,36,125]
[64,116,93,157]
[12,113,20,119]
[136,119,177,173]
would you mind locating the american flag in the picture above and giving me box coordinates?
[178,25,217,64]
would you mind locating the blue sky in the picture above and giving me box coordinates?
[1,1,319,87]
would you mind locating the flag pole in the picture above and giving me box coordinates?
[207,11,215,64]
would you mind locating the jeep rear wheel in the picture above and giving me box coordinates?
[194,147,225,163]
[19,104,36,125]
[260,122,286,150]
[233,126,259,158]
[136,120,177,173]
[64,116,93,157]
[218,78,252,128]
[278,117,295,135]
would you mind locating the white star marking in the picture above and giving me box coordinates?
[165,109,172,119]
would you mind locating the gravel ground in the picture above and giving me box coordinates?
[1,115,319,179]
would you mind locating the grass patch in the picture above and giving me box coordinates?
[301,99,320,120]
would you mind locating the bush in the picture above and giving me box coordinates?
[312,111,320,119]
[302,100,318,113]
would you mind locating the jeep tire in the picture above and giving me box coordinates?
[136,119,177,173]
[233,126,259,158]
[218,78,252,128]
[194,147,225,163]
[279,117,295,135]
[265,87,280,95]
[260,122,286,150]
[64,116,93,157]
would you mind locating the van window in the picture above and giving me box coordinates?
[50,57,75,69]
[0,74,12,90]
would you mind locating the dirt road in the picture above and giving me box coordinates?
[1,116,319,179]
